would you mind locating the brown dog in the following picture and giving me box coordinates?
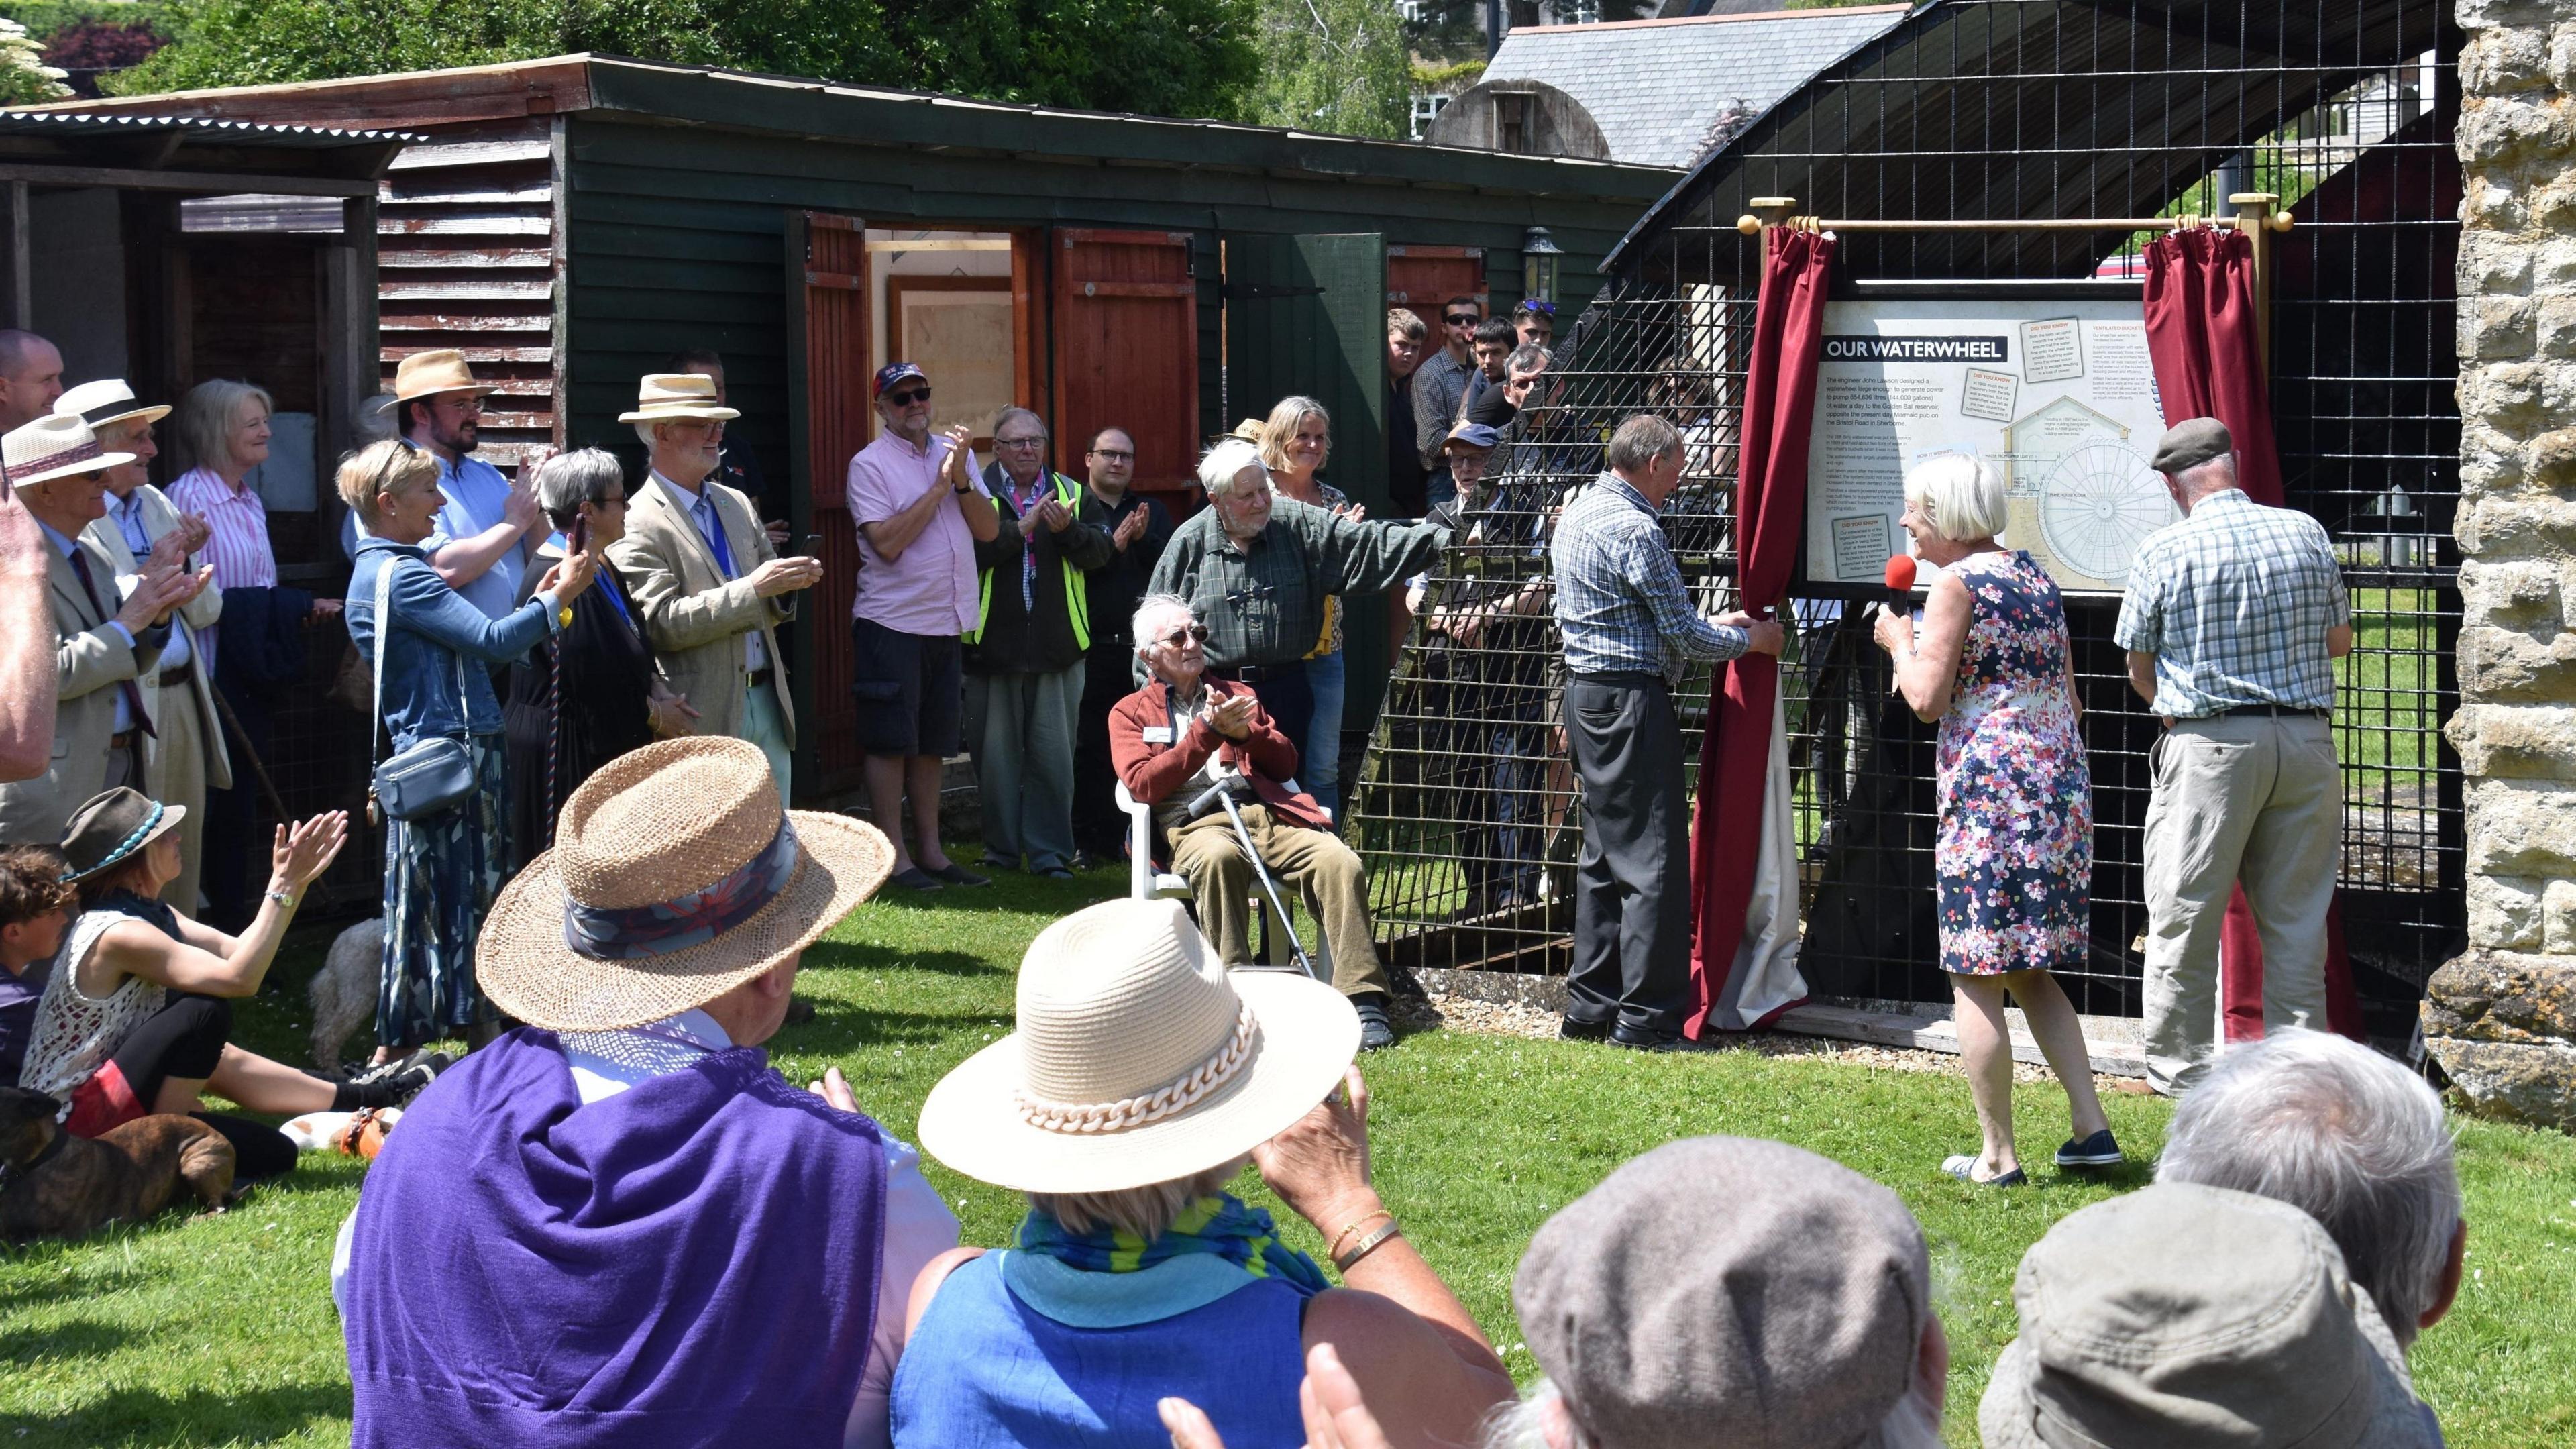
[0,1085,237,1242]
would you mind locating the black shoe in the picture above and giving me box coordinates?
[929,861,991,888]
[366,1051,449,1109]
[2053,1128,2124,1168]
[889,866,943,892]
[1609,1026,1715,1053]
[1558,1015,1614,1042]
[1352,994,1397,1052]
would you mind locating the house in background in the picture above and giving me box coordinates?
[1426,5,1911,166]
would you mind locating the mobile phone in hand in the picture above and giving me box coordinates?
[570,514,590,555]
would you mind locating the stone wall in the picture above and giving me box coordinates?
[2430,0,2576,1130]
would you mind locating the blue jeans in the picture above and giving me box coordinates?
[1302,649,1346,821]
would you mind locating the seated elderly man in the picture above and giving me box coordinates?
[1110,592,1399,1051]
[337,737,957,1449]
[2157,1028,2465,1353]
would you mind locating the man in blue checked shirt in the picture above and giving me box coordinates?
[1550,414,1782,1053]
[2116,417,2353,1097]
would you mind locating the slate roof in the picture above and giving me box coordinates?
[1480,6,1911,169]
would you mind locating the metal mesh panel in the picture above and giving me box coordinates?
[1350,0,2463,1032]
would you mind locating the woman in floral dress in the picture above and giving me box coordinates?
[1874,455,2118,1186]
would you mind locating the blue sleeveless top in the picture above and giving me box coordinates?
[890,1250,1309,1448]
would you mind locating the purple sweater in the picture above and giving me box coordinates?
[342,1028,889,1448]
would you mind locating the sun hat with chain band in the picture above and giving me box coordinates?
[915,898,1360,1195]
[475,737,891,1031]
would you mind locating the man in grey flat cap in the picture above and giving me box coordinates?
[2115,417,2351,1096]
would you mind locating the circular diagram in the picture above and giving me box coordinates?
[2038,441,2174,583]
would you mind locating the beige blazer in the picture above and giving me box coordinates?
[83,485,233,792]
[608,472,794,747]
[0,532,156,844]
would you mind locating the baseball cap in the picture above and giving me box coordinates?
[873,362,928,399]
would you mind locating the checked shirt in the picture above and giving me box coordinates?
[1147,496,1448,671]
[1551,472,1749,683]
[2113,488,2350,718]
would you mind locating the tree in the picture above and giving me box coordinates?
[105,0,1258,122]
[1240,0,1408,140]
[0,16,71,102]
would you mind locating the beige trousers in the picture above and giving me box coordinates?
[2141,713,2340,1094]
[149,684,212,914]
[1171,804,1391,999]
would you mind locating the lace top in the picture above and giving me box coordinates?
[17,893,174,1096]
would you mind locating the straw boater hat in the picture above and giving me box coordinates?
[619,373,740,425]
[916,898,1360,1195]
[478,737,891,1030]
[54,379,170,432]
[389,348,500,405]
[58,788,185,883]
[1,414,135,490]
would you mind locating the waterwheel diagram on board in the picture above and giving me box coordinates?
[1806,299,2171,595]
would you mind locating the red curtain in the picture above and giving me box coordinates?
[2139,227,2364,1041]
[1686,225,1836,1036]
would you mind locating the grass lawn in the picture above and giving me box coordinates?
[6,865,2574,1447]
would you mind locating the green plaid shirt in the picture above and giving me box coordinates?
[1148,497,1449,669]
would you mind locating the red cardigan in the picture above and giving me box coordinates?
[1108,675,1331,831]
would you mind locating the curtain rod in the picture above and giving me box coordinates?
[1732,193,2292,237]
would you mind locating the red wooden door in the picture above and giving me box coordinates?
[801,211,871,794]
[1386,244,1485,315]
[1050,229,1199,511]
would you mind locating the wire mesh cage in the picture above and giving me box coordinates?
[1349,0,2463,1035]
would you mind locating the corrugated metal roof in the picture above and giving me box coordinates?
[1479,7,1911,169]
[0,109,419,146]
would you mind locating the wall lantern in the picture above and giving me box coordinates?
[1522,225,1564,303]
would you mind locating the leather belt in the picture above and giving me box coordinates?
[158,662,195,688]
[1222,661,1303,685]
[2218,703,2328,719]
[109,729,139,750]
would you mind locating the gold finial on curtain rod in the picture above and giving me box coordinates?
[1730,211,2294,235]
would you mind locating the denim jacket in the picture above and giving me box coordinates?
[347,538,555,750]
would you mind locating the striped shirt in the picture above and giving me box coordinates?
[1550,472,1748,682]
[2113,488,2350,717]
[166,466,276,679]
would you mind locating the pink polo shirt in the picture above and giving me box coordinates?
[846,430,989,637]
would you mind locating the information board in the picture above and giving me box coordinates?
[1805,299,2172,595]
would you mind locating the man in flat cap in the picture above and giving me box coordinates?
[2115,417,2351,1096]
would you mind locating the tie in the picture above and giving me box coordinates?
[694,493,737,579]
[67,546,156,739]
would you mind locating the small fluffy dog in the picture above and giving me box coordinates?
[0,1085,237,1242]
[309,916,383,1071]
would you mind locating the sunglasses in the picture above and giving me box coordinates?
[1443,313,1479,326]
[1516,301,1557,317]
[883,387,932,406]
[1157,623,1211,647]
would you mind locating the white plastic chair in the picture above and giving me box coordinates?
[1114,780,1330,979]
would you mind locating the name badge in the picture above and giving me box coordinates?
[1141,726,1175,744]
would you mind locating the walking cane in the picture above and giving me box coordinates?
[1186,775,1318,981]
[213,685,342,910]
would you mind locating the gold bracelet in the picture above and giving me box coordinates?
[1332,1220,1402,1273]
[1326,1209,1393,1260]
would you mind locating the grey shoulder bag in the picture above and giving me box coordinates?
[366,556,479,825]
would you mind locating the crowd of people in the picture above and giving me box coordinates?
[0,297,2445,1445]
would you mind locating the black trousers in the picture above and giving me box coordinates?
[1562,674,1692,1036]
[1071,647,1133,856]
[1216,661,1312,775]
[106,991,294,1179]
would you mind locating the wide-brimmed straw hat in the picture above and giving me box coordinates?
[54,379,170,431]
[477,737,891,1030]
[59,788,185,883]
[618,373,740,425]
[917,899,1359,1195]
[2,415,134,490]
[390,348,500,404]
[1980,1183,2438,1449]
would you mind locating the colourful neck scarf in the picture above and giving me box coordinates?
[1014,1191,1329,1297]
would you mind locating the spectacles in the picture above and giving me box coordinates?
[996,435,1049,450]
[883,387,932,406]
[1087,448,1135,462]
[1443,313,1479,326]
[1156,623,1212,647]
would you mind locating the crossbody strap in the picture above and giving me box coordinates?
[369,554,476,766]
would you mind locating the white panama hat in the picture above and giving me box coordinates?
[916,899,1360,1195]
[54,378,170,432]
[619,373,740,425]
[2,413,135,490]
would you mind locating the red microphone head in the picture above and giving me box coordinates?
[1884,554,1918,592]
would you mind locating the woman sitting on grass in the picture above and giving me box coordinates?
[17,788,429,1180]
[893,898,1513,1449]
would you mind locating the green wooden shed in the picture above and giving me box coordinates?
[51,54,1679,800]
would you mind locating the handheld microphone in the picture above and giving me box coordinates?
[1883,553,1918,598]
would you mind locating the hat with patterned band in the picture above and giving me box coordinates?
[476,737,892,1031]
[1,414,135,490]
[618,373,741,425]
[915,898,1360,1195]
[54,379,170,432]
[58,788,186,883]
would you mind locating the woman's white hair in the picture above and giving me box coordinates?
[1478,1379,1944,1449]
[1026,1156,1248,1242]
[1198,438,1267,500]
[2157,1028,2461,1348]
[1902,453,2008,544]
